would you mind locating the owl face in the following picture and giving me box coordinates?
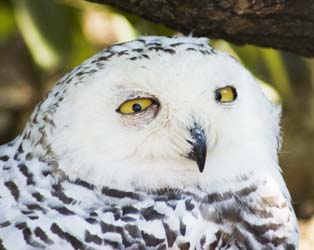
[35,37,280,190]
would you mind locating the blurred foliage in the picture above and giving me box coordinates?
[0,1,16,44]
[3,0,174,72]
[0,0,314,219]
[11,0,92,70]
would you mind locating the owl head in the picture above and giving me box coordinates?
[24,37,282,191]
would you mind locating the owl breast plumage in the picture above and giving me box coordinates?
[0,36,298,250]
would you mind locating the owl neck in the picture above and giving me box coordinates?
[6,126,286,198]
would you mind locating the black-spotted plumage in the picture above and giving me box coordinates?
[0,141,298,249]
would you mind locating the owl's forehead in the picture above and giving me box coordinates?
[91,37,240,83]
[105,36,216,56]
[91,36,219,71]
[52,37,246,105]
[93,40,242,95]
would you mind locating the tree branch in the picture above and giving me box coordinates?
[88,0,314,57]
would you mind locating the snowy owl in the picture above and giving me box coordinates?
[0,36,299,250]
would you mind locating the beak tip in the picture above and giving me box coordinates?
[196,159,206,173]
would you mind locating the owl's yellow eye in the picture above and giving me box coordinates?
[117,98,154,114]
[215,86,237,103]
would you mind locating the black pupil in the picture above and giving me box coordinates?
[132,103,142,112]
[215,91,222,101]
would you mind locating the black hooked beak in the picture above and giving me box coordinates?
[187,124,207,173]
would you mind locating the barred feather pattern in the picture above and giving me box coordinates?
[0,138,297,250]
